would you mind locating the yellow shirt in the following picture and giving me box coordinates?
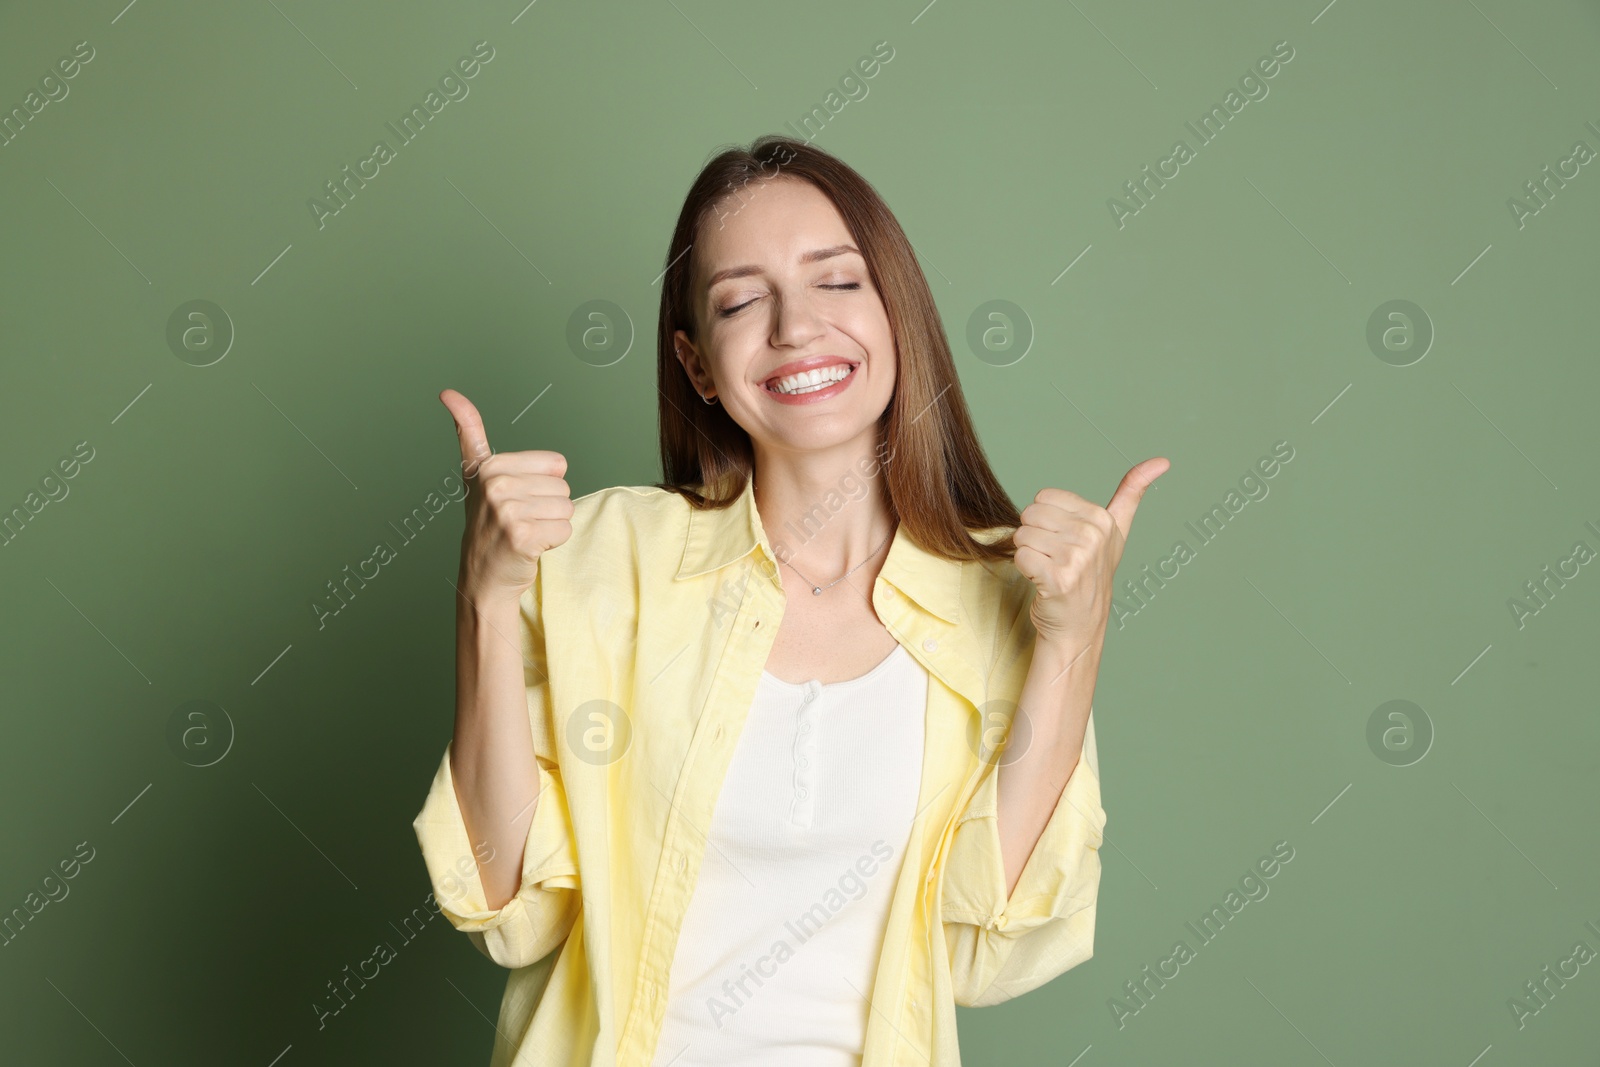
[412,476,1107,1066]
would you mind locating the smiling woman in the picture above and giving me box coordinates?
[416,134,1159,1067]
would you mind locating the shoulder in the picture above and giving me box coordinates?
[570,483,684,532]
[963,523,1035,621]
[537,485,683,624]
[553,484,688,576]
[961,525,1040,679]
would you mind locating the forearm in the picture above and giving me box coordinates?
[994,632,1102,897]
[448,566,541,911]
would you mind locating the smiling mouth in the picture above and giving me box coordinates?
[765,362,858,395]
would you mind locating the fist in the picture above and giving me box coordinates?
[440,388,574,604]
[1012,457,1170,650]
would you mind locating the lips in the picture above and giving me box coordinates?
[762,355,858,388]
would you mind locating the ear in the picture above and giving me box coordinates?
[673,329,715,398]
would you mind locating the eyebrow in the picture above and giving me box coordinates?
[704,244,862,288]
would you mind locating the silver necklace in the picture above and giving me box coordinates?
[781,526,895,596]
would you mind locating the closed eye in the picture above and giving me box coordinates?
[715,282,862,318]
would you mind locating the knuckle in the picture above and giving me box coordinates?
[522,450,564,477]
[509,521,540,552]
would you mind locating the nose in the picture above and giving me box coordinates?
[770,286,827,350]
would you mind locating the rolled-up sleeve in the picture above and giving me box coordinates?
[940,709,1106,1008]
[412,571,582,970]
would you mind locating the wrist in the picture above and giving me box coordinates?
[1032,629,1104,673]
[456,560,535,614]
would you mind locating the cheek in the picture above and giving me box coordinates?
[868,324,898,384]
[839,304,895,361]
[704,342,760,392]
[858,343,897,400]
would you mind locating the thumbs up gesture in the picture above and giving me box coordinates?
[440,388,574,605]
[1013,457,1170,651]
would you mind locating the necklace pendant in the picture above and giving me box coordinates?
[812,586,823,596]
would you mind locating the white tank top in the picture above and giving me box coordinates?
[650,642,929,1067]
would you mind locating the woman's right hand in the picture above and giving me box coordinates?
[440,388,573,605]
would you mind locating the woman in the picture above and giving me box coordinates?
[414,134,1167,1067]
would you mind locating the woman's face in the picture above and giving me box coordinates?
[674,176,896,458]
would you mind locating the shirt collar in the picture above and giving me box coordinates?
[674,474,967,626]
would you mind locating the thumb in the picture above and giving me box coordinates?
[439,388,492,478]
[1105,456,1170,538]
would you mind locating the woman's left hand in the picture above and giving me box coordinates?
[1013,457,1171,652]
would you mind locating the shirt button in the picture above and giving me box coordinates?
[797,787,808,799]
[798,757,808,767]
[799,722,811,733]
[923,638,938,652]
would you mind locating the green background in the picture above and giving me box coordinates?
[2,0,1597,1063]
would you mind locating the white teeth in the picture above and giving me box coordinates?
[770,364,853,395]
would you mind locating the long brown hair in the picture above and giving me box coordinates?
[653,134,1019,563]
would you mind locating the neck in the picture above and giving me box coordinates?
[751,446,895,589]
